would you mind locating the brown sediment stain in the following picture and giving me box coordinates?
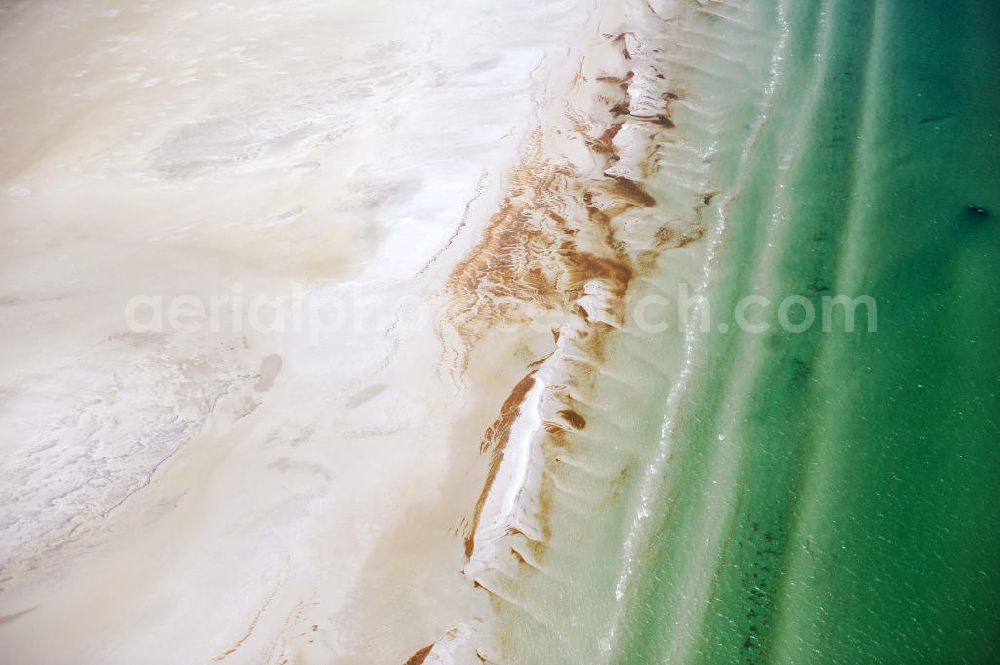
[510,546,530,566]
[613,108,676,129]
[403,644,434,665]
[213,595,273,661]
[606,176,657,208]
[535,462,556,542]
[417,169,489,277]
[465,373,537,558]
[0,607,36,624]
[609,100,631,116]
[637,250,663,273]
[587,123,623,156]
[544,422,568,435]
[638,223,707,272]
[445,155,644,355]
[652,114,675,128]
[509,544,545,574]
[575,321,620,365]
[542,422,574,453]
[505,525,544,549]
[611,88,680,127]
[558,409,586,429]
[696,190,720,217]
[607,462,634,503]
[607,32,633,61]
[658,90,682,127]
[571,248,634,301]
[445,131,569,351]
[654,224,707,249]
[597,70,634,90]
[474,579,513,602]
[480,373,537,454]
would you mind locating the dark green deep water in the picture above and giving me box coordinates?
[620,1,1000,663]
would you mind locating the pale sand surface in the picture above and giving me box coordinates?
[0,1,596,663]
[0,0,752,661]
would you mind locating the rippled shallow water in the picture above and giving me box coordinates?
[615,1,1000,663]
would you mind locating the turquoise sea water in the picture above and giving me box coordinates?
[618,1,1000,663]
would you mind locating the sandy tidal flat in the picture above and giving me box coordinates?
[0,0,599,662]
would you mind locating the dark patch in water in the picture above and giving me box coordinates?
[791,357,813,384]
[958,204,993,232]
[919,113,950,124]
[965,205,990,220]
[806,278,831,294]
[737,521,787,664]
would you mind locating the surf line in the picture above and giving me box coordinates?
[415,0,730,661]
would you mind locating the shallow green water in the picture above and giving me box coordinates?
[620,1,1000,663]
